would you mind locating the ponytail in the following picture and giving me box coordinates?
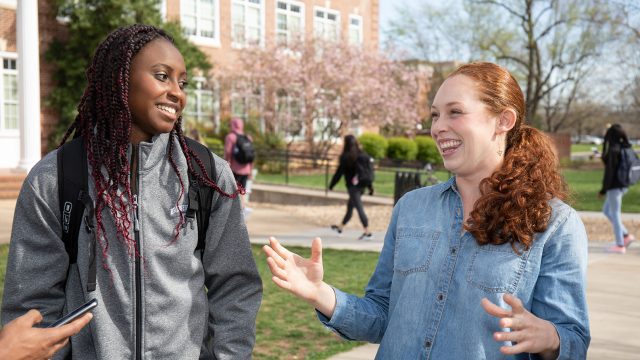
[465,125,569,251]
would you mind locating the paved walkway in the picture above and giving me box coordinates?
[2,192,640,359]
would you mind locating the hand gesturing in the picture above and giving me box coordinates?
[481,293,560,359]
[263,237,326,300]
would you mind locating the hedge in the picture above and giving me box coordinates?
[359,133,388,159]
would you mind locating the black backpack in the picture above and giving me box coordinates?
[354,153,375,187]
[57,136,215,292]
[233,132,255,164]
[617,147,640,187]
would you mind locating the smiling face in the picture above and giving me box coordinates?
[430,75,509,180]
[128,38,187,144]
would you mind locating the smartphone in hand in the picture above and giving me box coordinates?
[47,299,98,328]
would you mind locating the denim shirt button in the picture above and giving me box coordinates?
[437,293,444,301]
[424,340,432,348]
[451,247,457,255]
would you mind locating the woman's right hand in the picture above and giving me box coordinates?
[263,237,337,317]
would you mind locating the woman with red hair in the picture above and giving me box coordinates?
[263,62,589,359]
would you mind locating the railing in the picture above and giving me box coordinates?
[208,144,448,198]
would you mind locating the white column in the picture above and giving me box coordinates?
[16,0,41,172]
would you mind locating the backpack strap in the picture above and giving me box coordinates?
[183,137,215,254]
[57,137,97,292]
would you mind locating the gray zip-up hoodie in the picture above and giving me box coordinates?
[1,133,262,359]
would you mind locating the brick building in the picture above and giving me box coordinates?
[0,0,379,169]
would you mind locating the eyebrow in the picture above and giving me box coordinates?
[153,63,188,77]
[431,101,463,110]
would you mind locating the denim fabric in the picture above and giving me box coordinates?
[603,188,628,246]
[318,177,590,359]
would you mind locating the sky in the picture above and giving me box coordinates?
[378,0,416,43]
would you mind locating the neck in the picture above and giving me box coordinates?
[455,161,502,222]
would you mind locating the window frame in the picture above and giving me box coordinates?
[231,0,266,48]
[348,14,363,45]
[180,0,221,48]
[275,0,305,46]
[183,76,220,132]
[0,52,19,134]
[313,5,340,42]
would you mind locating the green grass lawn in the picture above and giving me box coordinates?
[252,245,378,359]
[570,144,640,153]
[0,244,379,359]
[258,168,640,213]
[571,144,602,153]
[563,169,640,212]
[258,169,451,198]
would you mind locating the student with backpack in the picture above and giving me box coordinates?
[328,135,375,240]
[1,25,262,359]
[599,123,636,254]
[224,117,255,212]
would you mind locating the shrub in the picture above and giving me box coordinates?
[203,137,223,152]
[387,137,418,161]
[415,136,442,165]
[253,132,286,151]
[359,133,388,159]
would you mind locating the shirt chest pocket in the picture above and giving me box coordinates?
[466,243,530,293]
[393,227,441,275]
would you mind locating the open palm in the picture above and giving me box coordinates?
[263,237,325,303]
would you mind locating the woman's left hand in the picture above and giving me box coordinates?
[481,293,560,359]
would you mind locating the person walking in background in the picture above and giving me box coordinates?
[2,24,262,359]
[224,117,255,214]
[263,62,590,359]
[599,123,635,254]
[328,134,375,240]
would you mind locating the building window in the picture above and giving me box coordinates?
[232,0,264,47]
[1,57,18,132]
[231,85,263,132]
[183,77,219,133]
[0,0,17,9]
[276,92,303,140]
[275,0,304,46]
[181,0,220,46]
[314,6,340,42]
[158,0,167,21]
[349,15,363,45]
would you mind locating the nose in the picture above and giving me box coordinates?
[167,79,185,106]
[430,118,446,138]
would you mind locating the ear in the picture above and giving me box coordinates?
[496,109,516,134]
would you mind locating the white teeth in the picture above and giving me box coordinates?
[156,105,177,115]
[439,140,462,150]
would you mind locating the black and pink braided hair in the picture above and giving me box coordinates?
[59,24,241,268]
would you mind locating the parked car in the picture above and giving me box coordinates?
[574,135,604,145]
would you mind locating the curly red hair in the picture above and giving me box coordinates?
[449,62,568,250]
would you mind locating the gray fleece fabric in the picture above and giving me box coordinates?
[1,133,262,359]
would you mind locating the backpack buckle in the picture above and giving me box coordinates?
[183,180,199,230]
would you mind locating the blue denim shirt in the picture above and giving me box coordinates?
[319,177,590,359]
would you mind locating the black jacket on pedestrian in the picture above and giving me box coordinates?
[329,153,372,191]
[600,141,631,194]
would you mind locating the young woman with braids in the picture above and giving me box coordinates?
[2,24,262,359]
[263,62,590,359]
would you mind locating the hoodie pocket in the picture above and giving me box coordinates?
[393,227,440,275]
